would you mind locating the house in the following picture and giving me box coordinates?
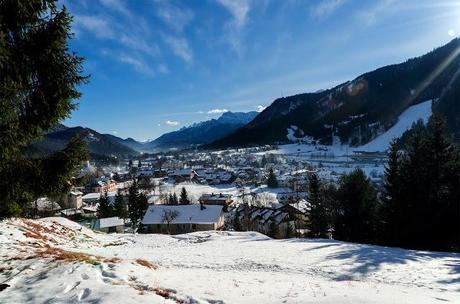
[199,193,233,206]
[85,177,117,193]
[31,197,61,217]
[62,190,83,209]
[169,169,199,183]
[92,217,124,233]
[141,204,224,234]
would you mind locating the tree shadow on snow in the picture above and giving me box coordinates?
[326,243,460,283]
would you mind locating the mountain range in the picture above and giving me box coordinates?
[29,111,258,158]
[210,38,460,148]
[29,38,460,158]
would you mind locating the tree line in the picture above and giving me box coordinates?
[307,114,460,252]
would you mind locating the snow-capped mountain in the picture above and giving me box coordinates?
[211,38,460,148]
[145,111,258,151]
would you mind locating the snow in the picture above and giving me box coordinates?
[1,217,459,303]
[357,100,432,152]
[97,217,124,229]
[142,204,223,225]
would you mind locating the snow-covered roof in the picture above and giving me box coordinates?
[142,204,223,225]
[96,217,124,229]
[82,192,117,201]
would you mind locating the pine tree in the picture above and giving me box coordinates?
[266,168,278,188]
[113,189,128,220]
[334,169,378,243]
[233,214,243,231]
[0,1,89,218]
[172,193,179,205]
[97,191,113,218]
[179,187,190,204]
[380,139,401,244]
[128,181,147,232]
[308,173,328,238]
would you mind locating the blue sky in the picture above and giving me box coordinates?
[63,0,460,141]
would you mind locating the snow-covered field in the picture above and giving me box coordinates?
[1,217,459,303]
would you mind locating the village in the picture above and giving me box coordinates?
[30,144,386,239]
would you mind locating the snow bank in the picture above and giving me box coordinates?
[1,217,459,303]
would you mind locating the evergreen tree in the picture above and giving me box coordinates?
[308,173,328,238]
[233,214,243,231]
[128,181,148,232]
[97,191,113,218]
[113,189,128,220]
[172,192,179,205]
[179,187,190,204]
[0,1,89,218]
[266,168,279,188]
[334,169,378,243]
[380,139,402,244]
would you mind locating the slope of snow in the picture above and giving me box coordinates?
[357,100,432,152]
[1,217,459,303]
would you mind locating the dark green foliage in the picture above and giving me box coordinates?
[266,168,278,188]
[113,189,127,220]
[0,0,89,218]
[127,181,148,231]
[179,187,190,204]
[307,173,330,238]
[97,191,113,218]
[233,214,242,231]
[381,114,460,251]
[334,169,378,243]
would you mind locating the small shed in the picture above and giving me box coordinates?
[93,217,124,233]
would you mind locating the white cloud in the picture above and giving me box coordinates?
[207,108,228,114]
[448,29,456,37]
[156,1,194,32]
[112,130,118,134]
[355,0,398,26]
[99,0,131,17]
[217,0,250,28]
[310,0,346,18]
[256,105,266,112]
[216,0,251,51]
[157,64,170,74]
[165,120,180,126]
[118,54,155,76]
[163,35,193,63]
[73,15,114,39]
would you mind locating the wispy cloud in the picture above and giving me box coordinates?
[310,0,346,18]
[155,1,194,32]
[207,108,228,114]
[163,35,193,63]
[118,54,155,76]
[73,15,114,39]
[157,64,170,74]
[355,0,398,26]
[165,120,180,126]
[99,0,132,17]
[216,0,251,51]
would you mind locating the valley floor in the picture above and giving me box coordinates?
[0,218,459,303]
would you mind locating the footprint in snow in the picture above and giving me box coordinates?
[78,288,91,301]
[81,273,89,280]
[63,281,81,294]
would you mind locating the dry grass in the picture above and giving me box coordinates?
[134,259,158,270]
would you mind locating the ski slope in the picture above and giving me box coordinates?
[357,100,432,152]
[1,217,459,303]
